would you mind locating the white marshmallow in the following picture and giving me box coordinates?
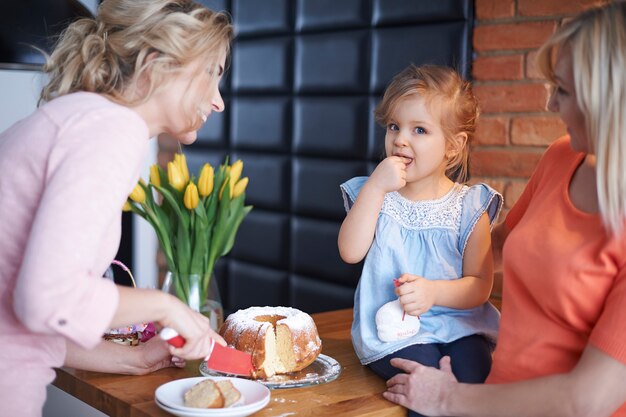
[375,299,420,342]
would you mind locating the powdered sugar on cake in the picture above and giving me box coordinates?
[219,306,322,378]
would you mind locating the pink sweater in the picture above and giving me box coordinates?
[0,92,149,416]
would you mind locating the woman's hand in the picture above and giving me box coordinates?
[137,337,185,375]
[369,156,411,194]
[64,338,184,375]
[160,295,226,360]
[384,356,457,416]
[395,274,437,316]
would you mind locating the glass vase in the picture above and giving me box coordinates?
[162,271,224,331]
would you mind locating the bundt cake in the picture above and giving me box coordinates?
[219,306,322,378]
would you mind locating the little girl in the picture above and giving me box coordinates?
[338,65,502,401]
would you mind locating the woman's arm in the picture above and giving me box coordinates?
[111,286,226,361]
[64,337,184,375]
[384,345,626,417]
[396,213,494,313]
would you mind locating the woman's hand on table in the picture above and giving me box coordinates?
[383,356,457,416]
[138,337,185,375]
[64,337,184,375]
[160,294,226,360]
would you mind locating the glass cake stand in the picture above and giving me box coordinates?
[199,353,341,390]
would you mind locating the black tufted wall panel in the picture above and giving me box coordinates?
[189,0,474,314]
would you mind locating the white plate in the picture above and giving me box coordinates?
[155,398,268,417]
[155,376,270,417]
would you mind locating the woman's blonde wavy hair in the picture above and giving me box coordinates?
[374,64,479,184]
[40,0,233,108]
[537,1,626,236]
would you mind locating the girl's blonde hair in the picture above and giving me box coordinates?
[40,0,233,107]
[537,1,626,236]
[374,64,479,183]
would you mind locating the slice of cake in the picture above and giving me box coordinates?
[183,379,242,409]
[184,380,224,408]
[216,380,242,407]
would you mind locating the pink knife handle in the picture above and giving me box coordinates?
[167,335,186,348]
[160,327,186,348]
[160,327,216,361]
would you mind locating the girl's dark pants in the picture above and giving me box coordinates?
[368,334,492,417]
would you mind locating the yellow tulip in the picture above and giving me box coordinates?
[232,177,249,198]
[129,182,146,204]
[198,163,214,197]
[122,201,133,212]
[229,160,243,187]
[167,161,186,191]
[219,180,228,200]
[174,153,190,184]
[149,164,161,187]
[184,182,199,210]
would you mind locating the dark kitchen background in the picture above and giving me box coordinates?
[177,0,475,315]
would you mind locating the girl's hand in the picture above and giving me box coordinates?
[383,356,457,415]
[395,274,437,316]
[368,156,412,193]
[159,295,226,360]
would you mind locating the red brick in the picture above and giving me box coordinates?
[525,50,543,80]
[476,0,515,20]
[511,115,566,145]
[470,177,506,196]
[473,54,524,81]
[474,21,557,51]
[519,0,608,17]
[504,180,530,208]
[474,83,551,113]
[471,149,543,177]
[475,116,509,145]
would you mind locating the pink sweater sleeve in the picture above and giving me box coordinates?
[13,105,148,349]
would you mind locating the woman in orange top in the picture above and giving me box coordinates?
[382,2,626,416]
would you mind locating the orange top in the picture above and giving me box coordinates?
[487,136,626,415]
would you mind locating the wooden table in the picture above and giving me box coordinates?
[53,309,407,416]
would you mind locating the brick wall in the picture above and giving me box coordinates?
[472,0,609,306]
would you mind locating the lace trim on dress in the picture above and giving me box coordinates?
[380,184,468,231]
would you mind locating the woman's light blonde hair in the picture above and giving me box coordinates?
[537,1,626,236]
[40,0,233,110]
[374,64,479,183]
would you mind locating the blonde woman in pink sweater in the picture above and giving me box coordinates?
[0,1,233,415]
